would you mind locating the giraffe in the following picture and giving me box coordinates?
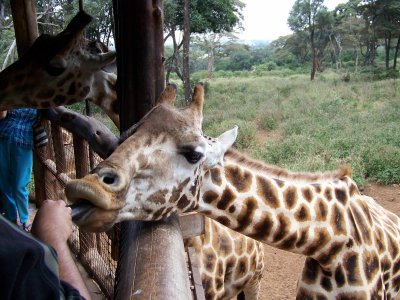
[0,11,119,126]
[186,217,264,299]
[0,13,265,295]
[66,84,400,299]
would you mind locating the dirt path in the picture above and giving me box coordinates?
[258,183,400,300]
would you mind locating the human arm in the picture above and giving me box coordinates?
[0,111,7,119]
[31,200,91,300]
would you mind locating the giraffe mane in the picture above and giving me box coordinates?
[225,148,352,182]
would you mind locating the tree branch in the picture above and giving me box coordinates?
[43,107,119,159]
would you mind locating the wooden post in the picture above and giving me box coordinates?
[9,0,48,207]
[10,0,38,57]
[112,1,192,299]
[73,135,96,255]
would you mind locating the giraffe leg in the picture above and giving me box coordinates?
[241,276,262,300]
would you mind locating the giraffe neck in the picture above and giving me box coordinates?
[197,150,360,264]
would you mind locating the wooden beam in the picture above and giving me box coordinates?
[112,1,191,299]
[10,0,38,57]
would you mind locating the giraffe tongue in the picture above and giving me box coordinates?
[68,201,94,222]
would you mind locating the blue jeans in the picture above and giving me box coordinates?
[0,139,33,223]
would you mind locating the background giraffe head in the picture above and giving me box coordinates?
[0,11,118,125]
[66,84,237,231]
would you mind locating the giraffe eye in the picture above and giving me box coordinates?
[182,150,203,164]
[44,64,66,76]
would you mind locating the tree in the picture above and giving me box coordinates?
[164,0,244,99]
[374,0,400,69]
[288,0,328,80]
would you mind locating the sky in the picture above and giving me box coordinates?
[237,0,345,42]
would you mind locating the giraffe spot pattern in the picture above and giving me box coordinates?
[210,168,222,186]
[351,202,372,244]
[80,86,90,98]
[324,187,333,201]
[315,198,328,221]
[236,197,258,232]
[283,186,297,209]
[347,207,362,245]
[295,204,311,222]
[335,188,348,205]
[216,187,236,210]
[216,216,231,227]
[387,234,399,259]
[317,241,345,266]
[320,275,332,292]
[53,95,66,105]
[335,264,346,287]
[204,248,216,273]
[256,176,279,209]
[249,211,273,240]
[148,189,169,205]
[296,228,309,249]
[335,291,367,300]
[177,195,190,210]
[171,178,190,203]
[36,88,55,99]
[296,287,328,300]
[301,258,320,284]
[363,250,380,281]
[303,227,330,256]
[67,82,76,95]
[343,251,363,286]
[311,183,322,194]
[225,165,252,193]
[302,187,313,202]
[234,257,248,280]
[152,207,166,219]
[203,191,219,204]
[331,204,346,235]
[278,232,298,250]
[273,213,291,242]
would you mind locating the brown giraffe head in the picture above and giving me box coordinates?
[0,11,118,125]
[66,84,237,231]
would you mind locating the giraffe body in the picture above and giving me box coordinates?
[186,217,264,300]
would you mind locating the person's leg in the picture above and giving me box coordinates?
[11,144,33,224]
[0,140,18,222]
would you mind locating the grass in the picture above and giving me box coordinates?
[64,69,399,187]
[193,70,400,187]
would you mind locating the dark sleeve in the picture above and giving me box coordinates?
[0,216,85,300]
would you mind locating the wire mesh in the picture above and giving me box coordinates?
[34,122,117,299]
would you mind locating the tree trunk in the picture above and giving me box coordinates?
[393,34,400,70]
[355,52,359,73]
[310,28,316,81]
[207,45,214,79]
[384,33,391,69]
[182,0,191,102]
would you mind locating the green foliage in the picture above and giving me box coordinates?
[164,0,244,34]
[201,72,400,186]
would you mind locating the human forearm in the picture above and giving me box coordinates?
[52,241,91,300]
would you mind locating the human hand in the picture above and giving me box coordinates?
[0,111,7,119]
[31,200,73,247]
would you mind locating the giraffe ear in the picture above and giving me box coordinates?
[217,126,238,154]
[189,83,204,122]
[84,51,116,69]
[157,83,177,106]
[204,126,238,169]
